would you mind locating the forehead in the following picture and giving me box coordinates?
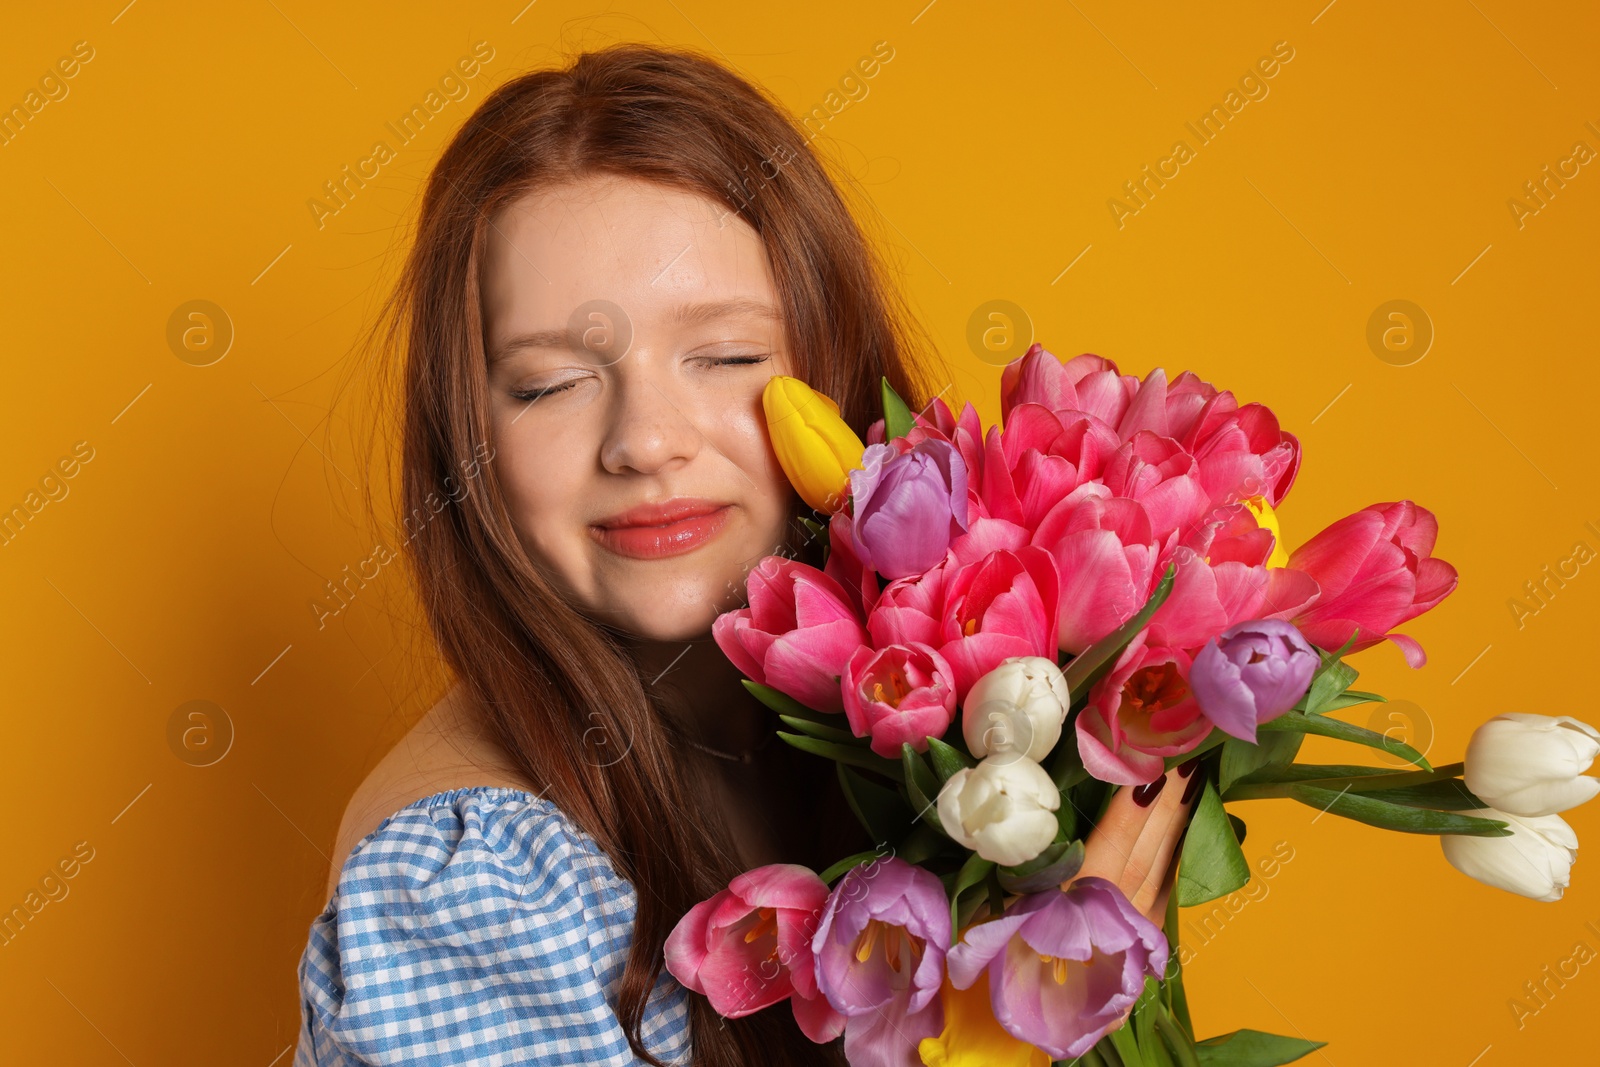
[481,175,779,338]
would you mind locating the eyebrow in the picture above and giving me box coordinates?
[487,298,780,366]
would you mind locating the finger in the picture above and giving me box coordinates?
[1070,758,1202,916]
[1122,759,1202,919]
[1147,839,1179,928]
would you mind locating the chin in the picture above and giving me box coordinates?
[595,573,737,643]
[611,600,723,643]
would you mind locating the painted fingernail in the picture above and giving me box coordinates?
[1132,776,1167,807]
[1177,758,1199,778]
[1181,766,1204,803]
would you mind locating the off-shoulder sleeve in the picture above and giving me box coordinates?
[295,786,691,1066]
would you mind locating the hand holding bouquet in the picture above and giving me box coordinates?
[665,345,1600,1065]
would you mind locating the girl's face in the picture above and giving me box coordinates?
[482,174,799,642]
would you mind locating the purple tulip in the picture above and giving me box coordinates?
[849,437,969,580]
[1189,618,1319,744]
[944,876,1167,1061]
[812,856,951,1066]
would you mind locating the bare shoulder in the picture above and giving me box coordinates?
[324,684,535,902]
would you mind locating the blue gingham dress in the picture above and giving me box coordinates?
[295,786,693,1065]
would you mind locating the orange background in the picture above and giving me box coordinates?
[2,1,1597,1062]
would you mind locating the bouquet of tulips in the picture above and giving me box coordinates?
[663,345,1600,1066]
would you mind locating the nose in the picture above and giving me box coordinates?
[597,351,704,477]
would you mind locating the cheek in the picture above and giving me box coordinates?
[492,422,591,572]
[711,400,795,539]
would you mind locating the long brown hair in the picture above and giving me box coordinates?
[362,43,935,1066]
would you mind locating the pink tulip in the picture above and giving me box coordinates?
[664,864,845,1041]
[1031,489,1163,655]
[1145,501,1321,651]
[937,547,1060,704]
[980,404,1119,531]
[1076,631,1212,785]
[1113,365,1301,510]
[1098,430,1212,550]
[842,642,959,758]
[866,557,949,650]
[1191,403,1301,512]
[1286,500,1458,668]
[866,544,1060,707]
[713,557,869,711]
[824,509,882,618]
[1000,347,1300,516]
[1000,344,1139,434]
[1117,365,1233,446]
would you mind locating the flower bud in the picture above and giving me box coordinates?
[1440,806,1578,902]
[961,656,1070,764]
[762,376,866,514]
[936,755,1061,867]
[1189,618,1318,744]
[1464,713,1600,817]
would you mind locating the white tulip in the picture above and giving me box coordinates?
[1440,805,1578,902]
[961,656,1071,764]
[936,754,1061,867]
[1464,713,1600,816]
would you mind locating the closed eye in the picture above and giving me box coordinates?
[508,355,769,404]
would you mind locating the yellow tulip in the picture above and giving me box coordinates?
[761,375,866,514]
[1244,495,1290,568]
[917,970,1051,1067]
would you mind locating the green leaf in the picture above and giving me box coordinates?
[741,679,819,719]
[1256,711,1432,770]
[925,736,975,781]
[1177,779,1251,906]
[902,743,944,820]
[1055,788,1080,842]
[1062,563,1179,698]
[1218,731,1303,793]
[1287,783,1511,836]
[998,838,1085,893]
[1163,728,1229,772]
[1145,1020,1180,1067]
[1164,884,1194,1038]
[1194,1029,1327,1066]
[1050,731,1091,791]
[819,849,885,884]
[1319,630,1361,662]
[1356,779,1488,810]
[777,714,862,746]
[1317,689,1385,712]
[1227,813,1248,847]
[1229,762,1402,789]
[1107,1020,1149,1067]
[1132,976,1162,1060]
[896,821,955,865]
[1153,1001,1201,1067]
[950,851,996,932]
[779,732,905,780]
[882,376,914,440]
[837,763,913,845]
[1300,657,1358,715]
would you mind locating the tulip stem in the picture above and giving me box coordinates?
[1153,1002,1202,1067]
[1223,762,1465,801]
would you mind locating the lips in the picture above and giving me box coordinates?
[590,497,733,560]
[595,498,730,529]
